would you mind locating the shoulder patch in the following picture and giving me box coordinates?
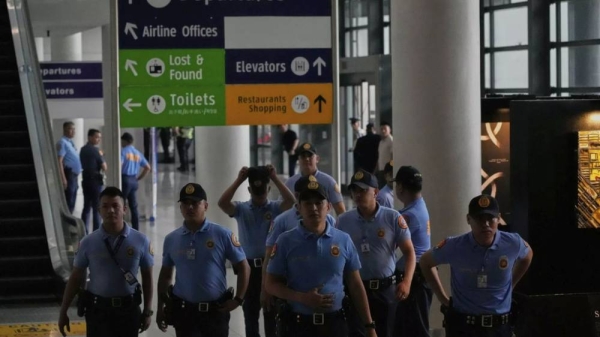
[397,216,408,229]
[434,239,447,250]
[270,243,277,258]
[231,233,241,247]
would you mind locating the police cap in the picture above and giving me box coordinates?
[178,183,207,202]
[296,177,328,201]
[349,169,378,190]
[247,166,270,193]
[468,194,500,217]
[297,142,317,156]
[395,166,423,191]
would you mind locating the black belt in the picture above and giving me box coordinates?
[247,258,263,268]
[451,311,511,328]
[172,298,220,313]
[86,291,136,309]
[362,275,396,290]
[291,310,345,326]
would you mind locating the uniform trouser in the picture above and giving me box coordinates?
[444,312,512,337]
[283,312,348,337]
[394,276,433,337]
[121,175,139,230]
[287,153,298,177]
[172,305,230,337]
[177,137,192,170]
[348,285,397,337]
[85,305,140,337]
[81,180,102,233]
[64,170,78,214]
[244,263,277,337]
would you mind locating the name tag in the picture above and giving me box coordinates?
[186,248,196,260]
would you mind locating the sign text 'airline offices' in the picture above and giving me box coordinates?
[118,0,334,127]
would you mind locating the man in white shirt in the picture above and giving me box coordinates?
[377,122,394,188]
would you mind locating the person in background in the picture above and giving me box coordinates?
[354,123,380,174]
[57,121,81,214]
[349,118,366,173]
[159,128,173,163]
[376,160,395,209]
[377,122,394,188]
[280,124,299,177]
[174,126,194,172]
[80,129,107,233]
[120,132,151,231]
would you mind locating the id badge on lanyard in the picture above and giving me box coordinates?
[187,240,196,260]
[477,270,487,289]
[360,237,370,253]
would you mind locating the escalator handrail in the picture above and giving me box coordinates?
[6,0,86,282]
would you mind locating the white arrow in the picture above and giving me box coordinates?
[125,23,138,40]
[313,57,326,76]
[123,98,142,112]
[125,59,138,76]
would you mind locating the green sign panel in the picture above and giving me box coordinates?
[119,86,225,127]
[119,49,225,86]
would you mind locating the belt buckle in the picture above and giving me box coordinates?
[253,258,262,268]
[111,297,122,307]
[481,315,493,328]
[369,280,379,290]
[199,303,209,312]
[313,313,324,325]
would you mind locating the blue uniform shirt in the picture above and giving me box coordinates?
[121,145,149,176]
[432,231,530,315]
[267,222,361,314]
[338,205,411,280]
[376,185,395,208]
[74,224,153,297]
[162,220,247,303]
[232,200,282,259]
[80,143,105,181]
[397,197,431,270]
[284,170,343,204]
[266,206,336,247]
[57,136,82,174]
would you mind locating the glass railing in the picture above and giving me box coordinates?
[6,0,85,281]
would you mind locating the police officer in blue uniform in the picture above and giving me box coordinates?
[121,132,151,231]
[284,142,346,216]
[57,121,82,214]
[419,195,533,337]
[80,129,107,233]
[157,183,251,337]
[218,165,296,337]
[261,175,336,315]
[266,178,377,337]
[58,186,154,337]
[338,170,416,337]
[393,166,432,337]
[376,161,395,208]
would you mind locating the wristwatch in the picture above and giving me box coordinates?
[364,321,376,329]
[142,309,154,317]
[234,296,245,305]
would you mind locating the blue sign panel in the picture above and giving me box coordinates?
[43,81,103,99]
[40,62,102,81]
[225,49,332,84]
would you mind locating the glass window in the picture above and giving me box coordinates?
[494,7,528,47]
[352,29,369,57]
[562,45,600,88]
[484,12,490,48]
[551,48,557,87]
[550,3,556,42]
[494,50,529,88]
[560,0,600,42]
[384,25,390,55]
[485,0,527,6]
[485,53,491,89]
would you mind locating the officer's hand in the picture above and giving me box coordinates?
[290,150,295,155]
[366,328,378,337]
[261,290,275,312]
[58,311,70,337]
[218,299,240,313]
[139,315,151,333]
[62,177,68,190]
[301,288,334,309]
[266,164,277,180]
[238,167,249,182]
[156,309,168,332]
[396,280,411,301]
[440,296,450,307]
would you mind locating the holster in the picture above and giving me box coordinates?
[76,289,87,317]
[134,284,142,305]
[217,287,234,305]
[275,298,291,337]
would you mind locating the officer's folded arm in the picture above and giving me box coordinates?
[419,250,450,307]
[512,244,533,288]
[265,273,304,304]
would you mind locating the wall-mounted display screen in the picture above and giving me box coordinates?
[577,131,600,228]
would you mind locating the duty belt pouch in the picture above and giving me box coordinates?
[76,289,87,317]
[216,287,235,305]
[134,284,142,305]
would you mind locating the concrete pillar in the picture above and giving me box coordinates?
[392,0,481,332]
[34,37,44,61]
[50,33,82,61]
[102,22,121,188]
[195,126,251,236]
[52,118,85,151]
[81,27,103,61]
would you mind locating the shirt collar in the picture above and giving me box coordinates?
[297,220,333,239]
[249,199,269,210]
[302,170,320,178]
[356,204,382,222]
[400,197,423,213]
[468,230,501,250]
[100,223,131,239]
[180,220,211,235]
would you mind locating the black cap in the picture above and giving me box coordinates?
[297,142,317,155]
[349,169,378,190]
[349,117,359,123]
[121,132,134,143]
[468,194,499,216]
[178,183,207,202]
[247,166,270,193]
[294,175,318,193]
[296,177,328,201]
[384,160,394,175]
[395,166,423,190]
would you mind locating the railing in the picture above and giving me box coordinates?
[6,0,85,282]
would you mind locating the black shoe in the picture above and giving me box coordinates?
[177,167,189,172]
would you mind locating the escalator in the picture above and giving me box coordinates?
[0,1,72,303]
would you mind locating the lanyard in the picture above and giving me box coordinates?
[103,236,128,274]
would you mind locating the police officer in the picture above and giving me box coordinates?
[121,132,151,231]
[80,129,107,233]
[217,165,295,337]
[393,166,431,337]
[261,176,337,314]
[58,186,154,337]
[157,183,250,337]
[338,170,416,337]
[284,142,346,216]
[266,178,377,337]
[57,121,82,214]
[376,161,394,208]
[175,126,193,172]
[419,195,533,337]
